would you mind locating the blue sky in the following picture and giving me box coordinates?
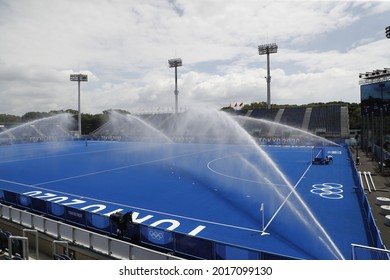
[0,0,389,115]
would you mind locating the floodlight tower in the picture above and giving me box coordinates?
[379,83,385,173]
[258,43,278,109]
[386,26,390,39]
[168,58,182,114]
[70,73,88,137]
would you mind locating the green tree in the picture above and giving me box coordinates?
[81,113,106,135]
[0,114,21,124]
[347,103,361,129]
[21,112,50,122]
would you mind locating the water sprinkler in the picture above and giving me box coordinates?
[260,203,270,235]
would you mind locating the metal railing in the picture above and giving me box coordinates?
[351,243,390,260]
[23,229,39,259]
[0,203,181,260]
[8,236,29,260]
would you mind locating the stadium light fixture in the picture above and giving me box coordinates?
[258,43,278,109]
[386,26,390,39]
[70,73,88,137]
[358,68,390,85]
[168,58,182,114]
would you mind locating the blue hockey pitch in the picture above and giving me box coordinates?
[0,141,373,259]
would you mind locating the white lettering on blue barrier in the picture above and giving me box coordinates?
[62,199,87,206]
[188,225,206,236]
[81,204,106,212]
[150,219,180,231]
[22,190,206,236]
[47,196,69,203]
[131,212,154,223]
[35,192,57,199]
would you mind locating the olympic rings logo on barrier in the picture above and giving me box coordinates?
[310,183,344,200]
[148,229,164,240]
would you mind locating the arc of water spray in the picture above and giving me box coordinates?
[234,115,341,147]
[103,111,174,144]
[208,149,344,258]
[220,111,345,259]
[0,113,74,139]
[126,114,174,144]
[261,165,345,260]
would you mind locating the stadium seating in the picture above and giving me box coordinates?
[308,106,341,136]
[0,229,8,252]
[279,107,306,128]
[249,108,280,120]
[53,253,72,260]
[0,228,25,259]
[234,105,347,138]
[91,105,348,142]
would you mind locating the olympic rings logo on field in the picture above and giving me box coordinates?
[310,183,344,200]
[148,229,164,240]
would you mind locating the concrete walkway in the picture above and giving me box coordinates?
[350,146,390,249]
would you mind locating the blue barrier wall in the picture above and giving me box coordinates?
[0,189,294,260]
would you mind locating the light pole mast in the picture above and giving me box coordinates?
[70,73,88,137]
[168,58,182,114]
[258,43,278,109]
[379,83,385,173]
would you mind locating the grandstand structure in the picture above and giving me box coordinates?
[129,105,350,143]
[233,105,349,139]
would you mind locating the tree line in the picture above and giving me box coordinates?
[0,102,362,135]
[0,109,129,135]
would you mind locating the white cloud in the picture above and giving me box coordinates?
[0,0,389,115]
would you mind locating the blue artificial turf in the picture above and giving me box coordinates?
[0,141,372,259]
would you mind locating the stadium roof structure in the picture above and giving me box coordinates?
[359,68,390,85]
